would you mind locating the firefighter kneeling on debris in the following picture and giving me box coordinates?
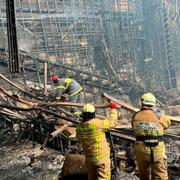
[132,93,171,180]
[51,74,83,115]
[76,103,118,180]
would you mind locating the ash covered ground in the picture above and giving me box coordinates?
[0,126,139,180]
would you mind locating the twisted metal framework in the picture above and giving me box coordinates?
[0,0,179,92]
[141,0,180,91]
[0,0,145,82]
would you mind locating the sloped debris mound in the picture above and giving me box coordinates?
[0,142,64,180]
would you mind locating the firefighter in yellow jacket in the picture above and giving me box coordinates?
[76,103,118,180]
[132,93,171,180]
[51,74,83,114]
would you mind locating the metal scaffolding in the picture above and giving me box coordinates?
[0,0,144,78]
[141,0,180,92]
[0,0,179,92]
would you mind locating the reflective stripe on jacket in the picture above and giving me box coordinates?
[54,78,82,99]
[76,109,118,162]
[132,106,171,156]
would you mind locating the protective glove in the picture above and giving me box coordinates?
[110,103,118,109]
[60,95,69,102]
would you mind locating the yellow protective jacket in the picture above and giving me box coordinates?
[54,78,82,100]
[76,109,118,162]
[132,106,171,158]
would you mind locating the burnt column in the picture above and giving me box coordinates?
[6,0,20,73]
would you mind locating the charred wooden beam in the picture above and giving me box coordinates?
[103,93,180,123]
[38,102,111,109]
[102,93,139,112]
[40,133,50,150]
[0,86,37,107]
[0,74,42,100]
[49,124,69,141]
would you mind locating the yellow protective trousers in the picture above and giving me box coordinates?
[135,148,168,180]
[85,158,110,180]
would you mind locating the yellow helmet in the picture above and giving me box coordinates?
[141,93,156,106]
[82,103,95,113]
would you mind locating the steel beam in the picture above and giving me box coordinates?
[6,0,20,73]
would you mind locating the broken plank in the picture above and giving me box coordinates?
[0,73,41,100]
[49,124,69,141]
[103,93,180,123]
[102,93,139,112]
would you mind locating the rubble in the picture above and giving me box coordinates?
[0,142,64,180]
[0,67,179,179]
[0,0,180,179]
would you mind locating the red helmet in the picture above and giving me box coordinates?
[51,74,59,81]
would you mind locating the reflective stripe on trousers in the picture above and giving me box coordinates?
[85,158,111,180]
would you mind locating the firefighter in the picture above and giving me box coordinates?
[132,93,171,180]
[51,74,83,115]
[76,103,118,180]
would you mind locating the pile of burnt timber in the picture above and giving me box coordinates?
[0,73,180,179]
